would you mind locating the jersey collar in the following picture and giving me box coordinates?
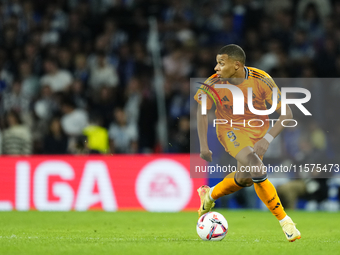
[244,66,249,80]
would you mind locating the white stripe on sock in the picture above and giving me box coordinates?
[209,186,216,201]
[279,215,290,223]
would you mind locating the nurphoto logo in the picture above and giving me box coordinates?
[198,83,312,127]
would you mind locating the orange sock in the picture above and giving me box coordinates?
[254,179,287,221]
[211,171,244,200]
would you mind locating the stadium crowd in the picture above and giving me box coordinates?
[0,0,339,165]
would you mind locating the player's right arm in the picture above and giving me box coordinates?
[194,77,216,162]
[197,105,212,162]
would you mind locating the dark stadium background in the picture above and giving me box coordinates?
[0,0,339,212]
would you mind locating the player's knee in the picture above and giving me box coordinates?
[247,153,261,167]
[246,153,266,177]
[235,177,253,187]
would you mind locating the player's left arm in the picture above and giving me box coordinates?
[253,79,293,156]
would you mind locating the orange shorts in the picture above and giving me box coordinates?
[216,127,263,159]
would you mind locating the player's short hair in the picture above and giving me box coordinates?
[218,44,246,64]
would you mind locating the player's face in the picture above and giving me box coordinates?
[214,54,240,78]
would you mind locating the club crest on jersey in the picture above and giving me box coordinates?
[233,141,240,147]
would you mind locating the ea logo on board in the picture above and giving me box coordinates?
[135,159,193,212]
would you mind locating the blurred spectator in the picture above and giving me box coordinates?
[213,14,240,46]
[289,30,315,64]
[23,43,43,75]
[309,121,327,151]
[195,3,223,33]
[57,48,73,71]
[263,0,292,16]
[90,86,117,128]
[89,51,119,91]
[124,77,142,125]
[33,85,59,121]
[72,135,101,155]
[40,58,73,92]
[2,25,20,55]
[61,12,91,44]
[272,10,294,52]
[169,116,190,153]
[43,117,68,154]
[138,89,158,153]
[31,86,59,153]
[73,54,89,85]
[243,29,261,56]
[40,16,60,46]
[60,98,89,136]
[68,79,87,109]
[277,178,328,210]
[278,132,330,210]
[109,108,138,154]
[277,179,306,209]
[44,44,59,60]
[133,42,153,77]
[282,125,302,160]
[2,80,30,114]
[297,2,324,42]
[2,111,32,155]
[87,36,111,68]
[297,0,331,27]
[83,114,109,154]
[0,55,13,92]
[256,39,282,72]
[116,45,135,88]
[19,60,40,99]
[163,48,192,78]
[45,3,68,32]
[314,37,337,77]
[175,18,195,46]
[103,19,128,54]
[169,80,190,120]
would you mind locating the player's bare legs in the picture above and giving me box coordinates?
[234,161,253,187]
[235,146,301,242]
[209,161,252,200]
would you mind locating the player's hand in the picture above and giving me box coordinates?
[200,150,213,162]
[253,138,269,157]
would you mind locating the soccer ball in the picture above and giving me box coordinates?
[196,212,228,241]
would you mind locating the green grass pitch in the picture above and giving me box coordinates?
[0,210,339,255]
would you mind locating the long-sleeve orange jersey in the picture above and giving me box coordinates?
[194,66,282,139]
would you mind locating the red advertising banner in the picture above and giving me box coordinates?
[0,155,206,211]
